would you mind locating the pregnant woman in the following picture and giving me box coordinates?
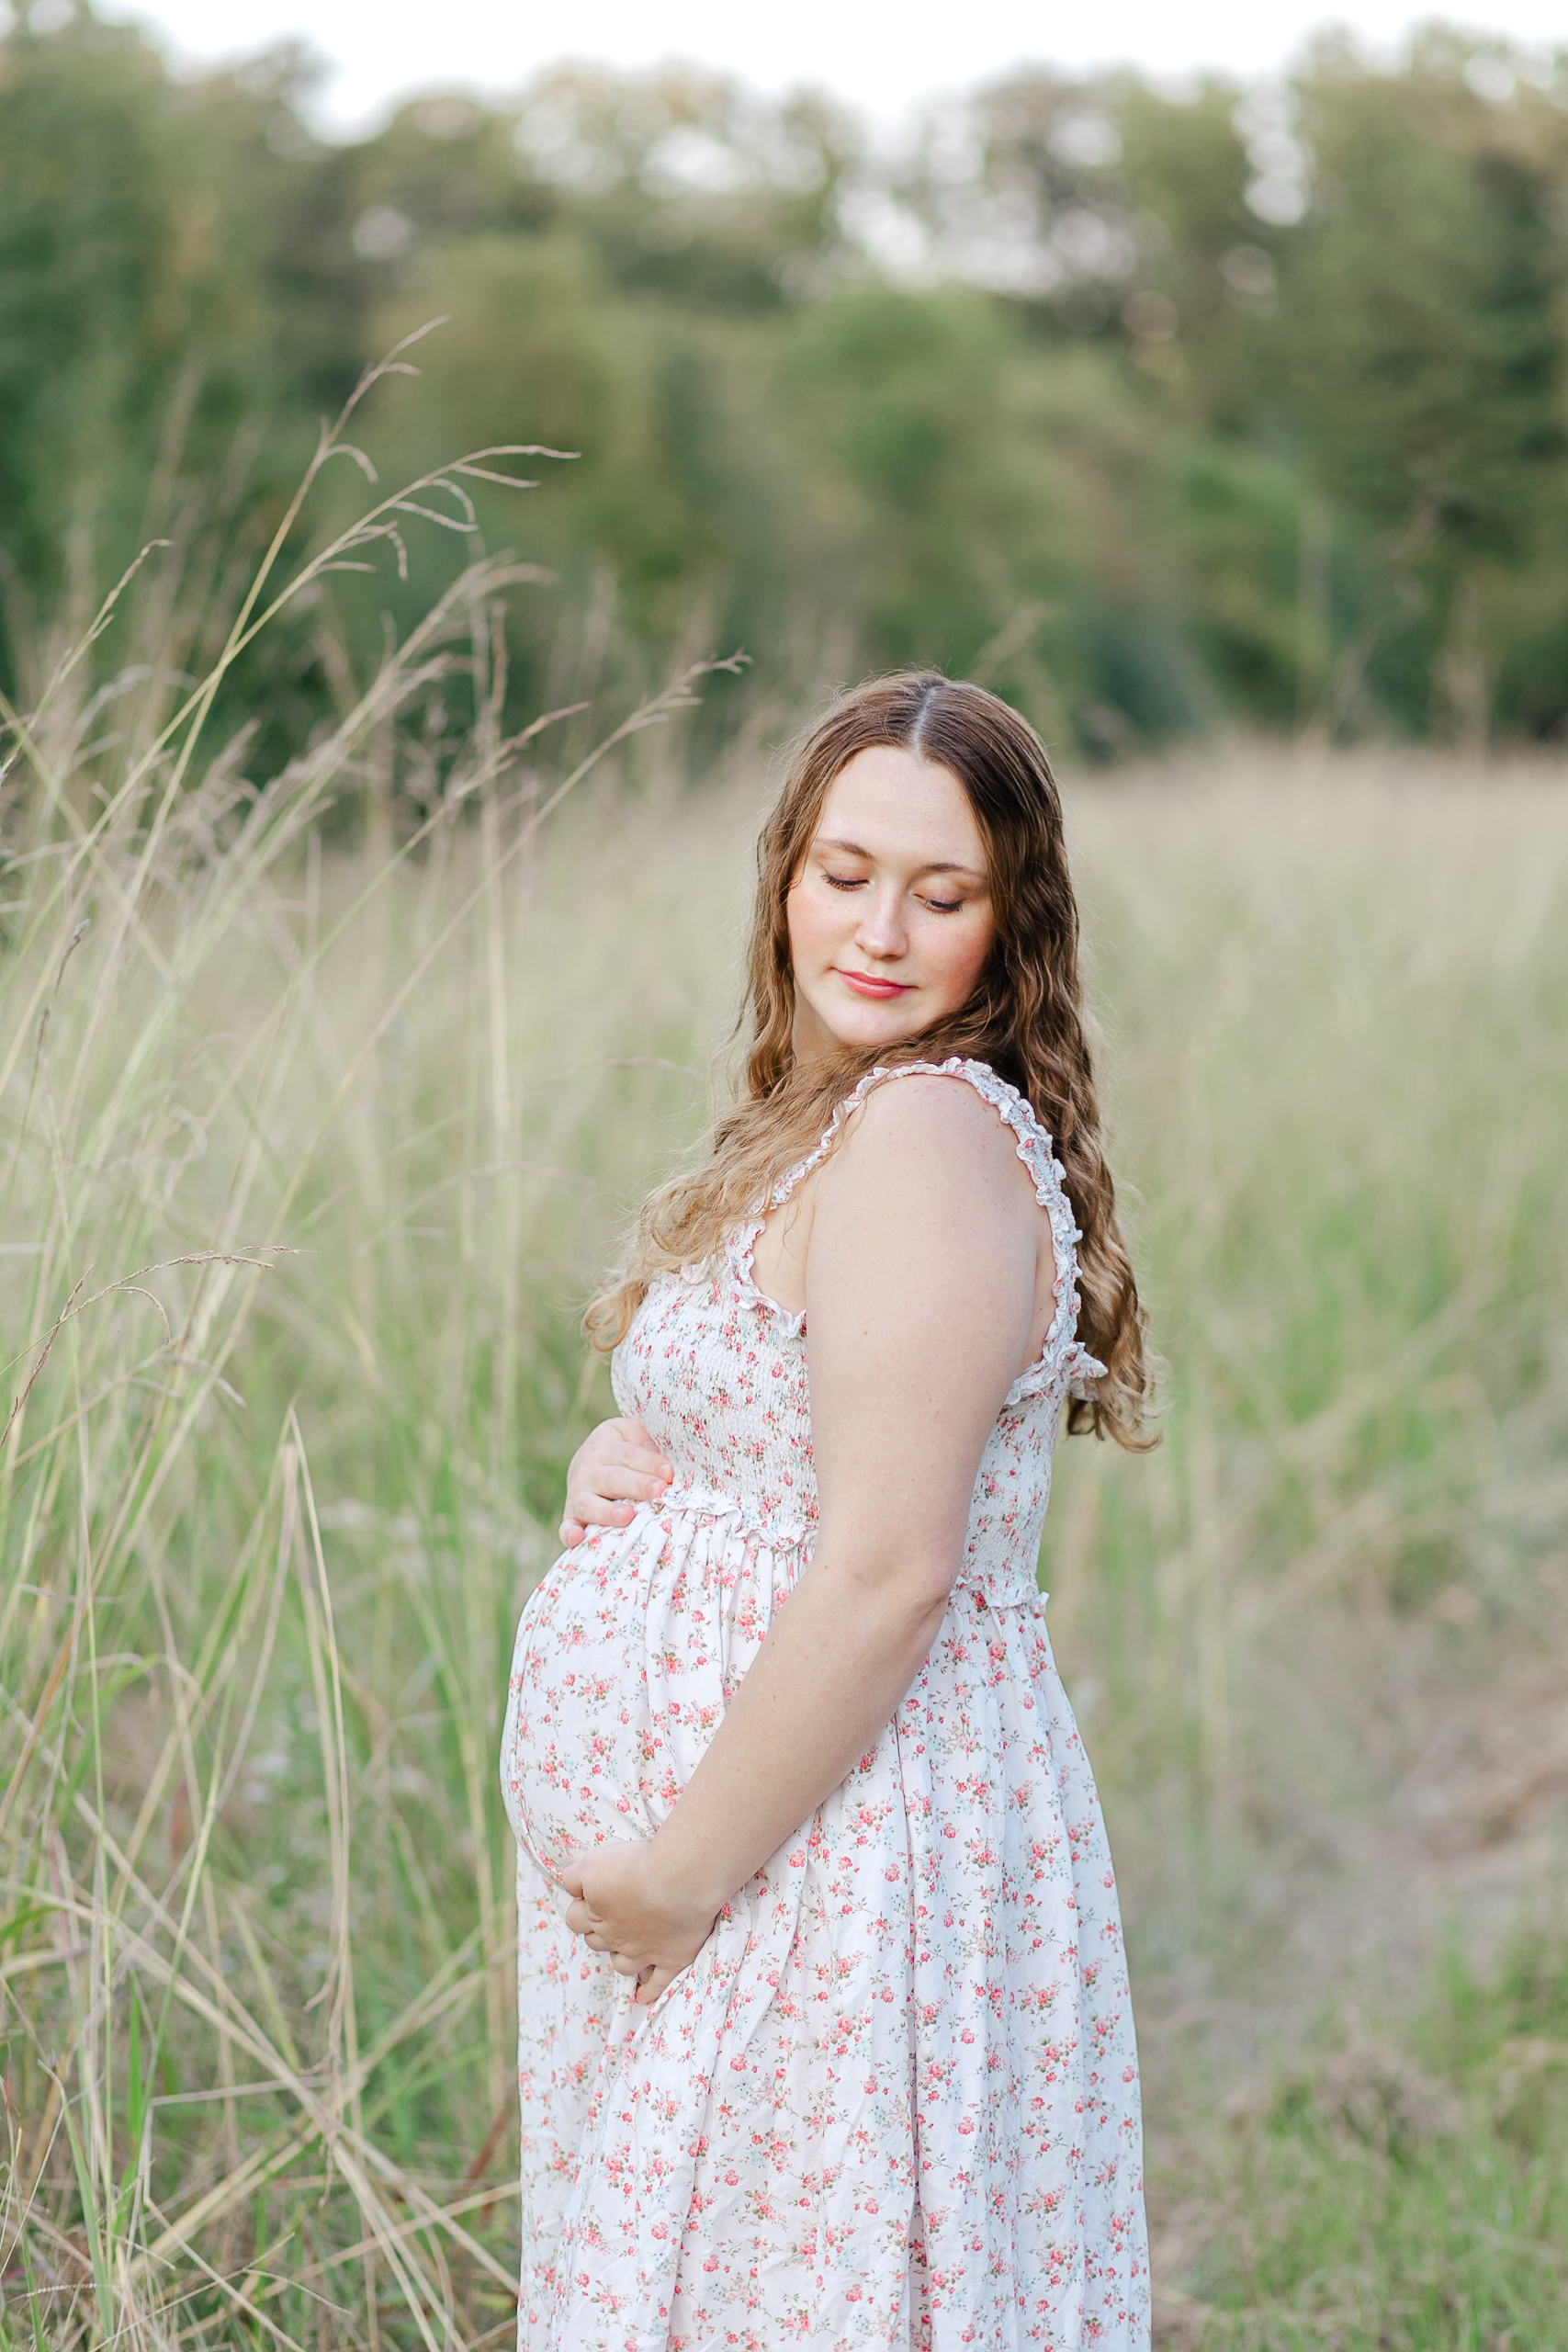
[501,672,1156,2350]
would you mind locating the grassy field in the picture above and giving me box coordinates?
[2,457,1566,2346]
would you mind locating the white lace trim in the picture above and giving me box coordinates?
[729,1057,1105,1403]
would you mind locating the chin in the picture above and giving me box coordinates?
[820,1007,931,1054]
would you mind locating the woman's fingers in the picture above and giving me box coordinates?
[557,1487,640,1547]
[570,1462,670,1508]
[576,1418,665,1469]
[566,1909,637,1964]
[557,1838,710,1998]
[568,1424,672,1494]
[591,1417,657,1456]
[559,1470,673,1543]
[582,1455,673,1501]
[558,1495,636,1544]
[558,1418,674,1549]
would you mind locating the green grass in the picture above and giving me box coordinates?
[1160,1934,1568,2346]
[1,420,1566,2346]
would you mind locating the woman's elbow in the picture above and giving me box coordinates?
[822,1544,958,1629]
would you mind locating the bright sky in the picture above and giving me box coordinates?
[98,0,1566,134]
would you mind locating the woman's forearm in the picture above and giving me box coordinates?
[648,1551,950,1916]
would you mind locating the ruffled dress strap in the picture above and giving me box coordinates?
[758,1057,1106,1401]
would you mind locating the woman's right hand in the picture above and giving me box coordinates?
[559,1418,673,1548]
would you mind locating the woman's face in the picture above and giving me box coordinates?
[787,745,996,1062]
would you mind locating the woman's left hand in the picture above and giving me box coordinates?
[559,1840,720,2004]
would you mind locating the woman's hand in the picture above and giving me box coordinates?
[559,1840,719,2003]
[559,1417,673,1548]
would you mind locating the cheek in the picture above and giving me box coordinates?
[786,882,840,967]
[931,916,995,1002]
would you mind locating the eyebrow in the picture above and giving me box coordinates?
[814,836,987,882]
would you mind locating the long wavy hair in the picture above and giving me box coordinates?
[586,672,1156,1447]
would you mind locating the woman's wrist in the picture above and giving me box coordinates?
[649,1817,739,1924]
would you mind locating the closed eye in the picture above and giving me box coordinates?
[823,872,967,912]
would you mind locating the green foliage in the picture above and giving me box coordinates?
[1157,440,1309,718]
[1289,36,1567,555]
[778,288,1066,658]
[3,6,1568,751]
[0,13,268,585]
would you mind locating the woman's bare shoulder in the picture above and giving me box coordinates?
[826,1069,1035,1204]
[805,1069,1044,1384]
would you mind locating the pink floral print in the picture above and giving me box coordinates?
[501,1059,1149,2349]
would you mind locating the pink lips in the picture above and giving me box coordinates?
[835,968,914,1001]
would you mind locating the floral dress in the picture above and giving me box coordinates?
[501,1058,1149,2351]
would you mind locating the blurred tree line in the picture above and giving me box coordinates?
[3,1,1567,755]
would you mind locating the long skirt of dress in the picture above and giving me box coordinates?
[502,1497,1150,2352]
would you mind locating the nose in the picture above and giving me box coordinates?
[854,884,908,962]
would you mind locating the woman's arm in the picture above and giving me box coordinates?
[561,1077,1042,1998]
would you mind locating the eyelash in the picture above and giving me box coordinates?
[824,874,965,915]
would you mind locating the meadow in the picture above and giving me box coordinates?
[2,430,1567,2348]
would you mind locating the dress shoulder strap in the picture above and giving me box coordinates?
[767,1057,1105,1397]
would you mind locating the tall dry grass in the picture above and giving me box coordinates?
[2,399,1567,2346]
[0,375,746,2346]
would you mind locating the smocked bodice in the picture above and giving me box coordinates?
[610,1057,1103,1604]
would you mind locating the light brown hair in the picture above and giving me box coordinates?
[586,672,1156,1447]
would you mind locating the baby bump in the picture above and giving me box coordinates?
[501,1503,788,1883]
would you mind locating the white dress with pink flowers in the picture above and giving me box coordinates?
[501,1058,1149,2351]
